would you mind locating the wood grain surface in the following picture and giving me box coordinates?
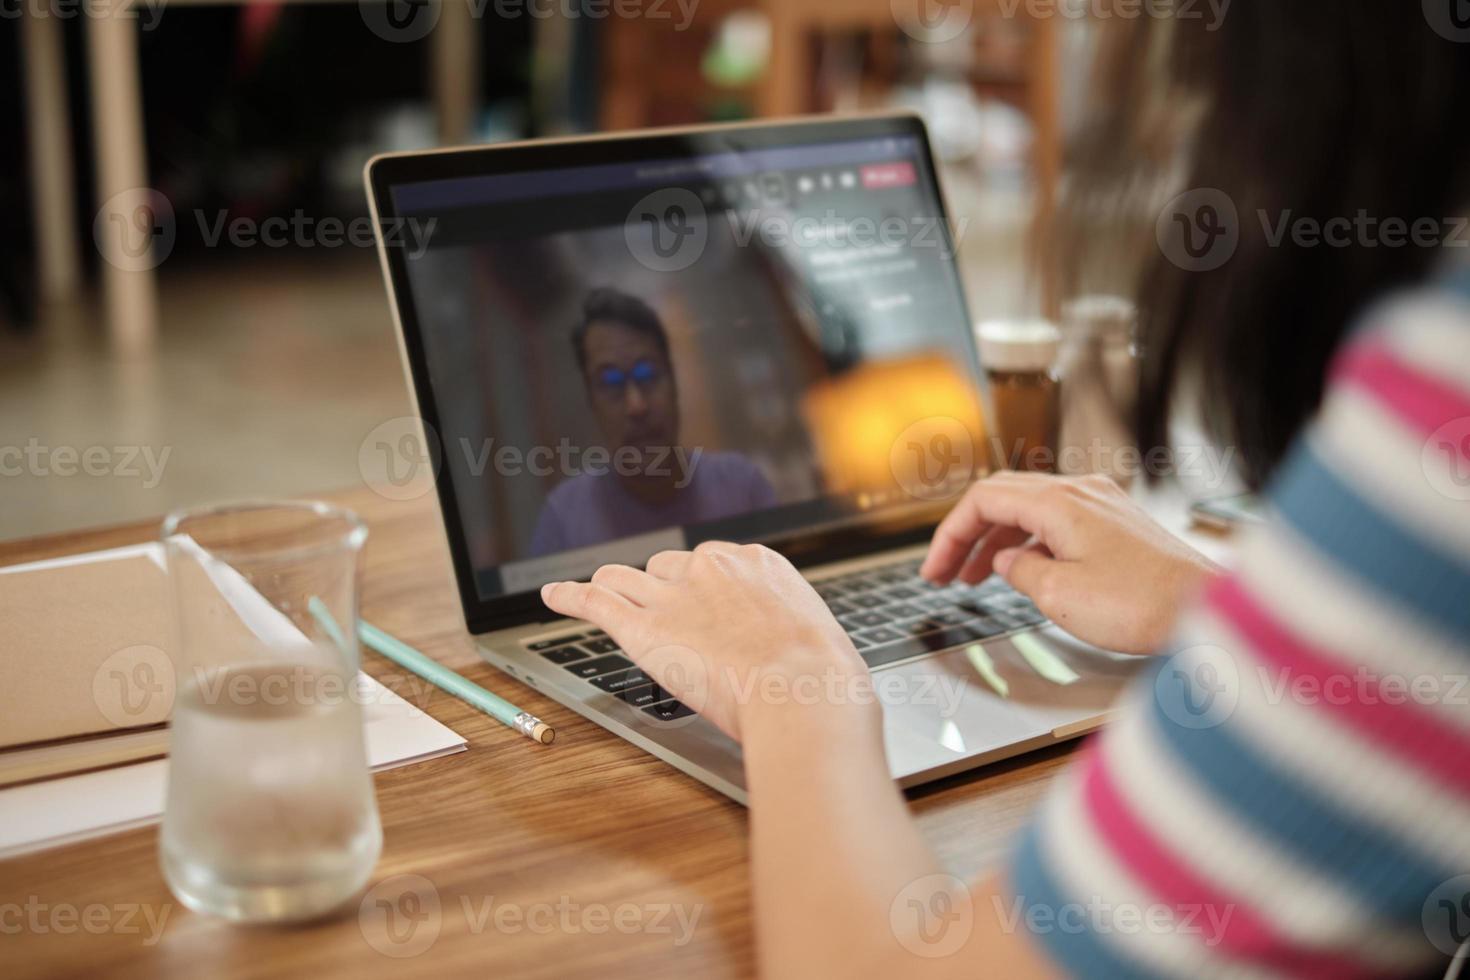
[0,485,1080,979]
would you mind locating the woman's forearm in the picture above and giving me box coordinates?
[739,697,1056,980]
[536,542,1062,975]
[741,699,938,978]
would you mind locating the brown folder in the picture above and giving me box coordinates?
[0,549,175,785]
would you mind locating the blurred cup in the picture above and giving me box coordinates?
[159,501,381,923]
[977,319,1062,473]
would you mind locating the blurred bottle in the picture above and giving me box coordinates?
[977,319,1062,473]
[1057,295,1139,484]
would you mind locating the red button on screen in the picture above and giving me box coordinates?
[860,162,917,189]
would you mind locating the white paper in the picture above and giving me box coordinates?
[0,672,465,859]
[0,543,467,858]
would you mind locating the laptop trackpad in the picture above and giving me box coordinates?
[879,628,1144,779]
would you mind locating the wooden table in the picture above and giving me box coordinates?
[2,484,1082,978]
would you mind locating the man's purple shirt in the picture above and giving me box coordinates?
[529,451,777,556]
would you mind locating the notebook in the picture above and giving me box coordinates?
[0,543,466,855]
[1,546,176,755]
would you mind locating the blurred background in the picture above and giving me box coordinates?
[1,0,1100,541]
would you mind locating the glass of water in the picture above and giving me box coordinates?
[159,501,382,923]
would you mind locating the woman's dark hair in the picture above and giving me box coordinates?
[571,287,670,376]
[1059,6,1470,489]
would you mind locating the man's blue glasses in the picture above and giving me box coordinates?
[595,359,664,397]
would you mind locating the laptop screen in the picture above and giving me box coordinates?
[377,118,986,608]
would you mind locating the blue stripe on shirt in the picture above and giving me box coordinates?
[1144,693,1452,922]
[1271,440,1470,644]
[1007,822,1173,980]
[1441,263,1470,304]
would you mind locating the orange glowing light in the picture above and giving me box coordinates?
[801,354,988,500]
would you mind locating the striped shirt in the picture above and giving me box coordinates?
[1009,269,1470,978]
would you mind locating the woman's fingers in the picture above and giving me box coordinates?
[993,543,1076,617]
[590,563,664,605]
[540,580,644,633]
[954,525,1031,585]
[921,475,1077,583]
[644,549,693,580]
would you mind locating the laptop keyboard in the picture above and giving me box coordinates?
[523,557,1046,720]
[812,558,1047,668]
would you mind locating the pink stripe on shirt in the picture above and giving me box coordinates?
[1208,576,1470,799]
[1080,749,1373,979]
[1332,340,1470,458]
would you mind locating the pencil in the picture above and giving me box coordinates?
[357,620,555,745]
[307,597,553,744]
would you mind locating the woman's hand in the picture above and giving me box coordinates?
[920,472,1220,655]
[540,541,876,742]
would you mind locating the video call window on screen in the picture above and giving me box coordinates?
[393,135,986,599]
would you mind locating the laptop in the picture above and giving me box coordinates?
[365,113,1144,804]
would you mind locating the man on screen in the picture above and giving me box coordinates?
[529,288,777,556]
